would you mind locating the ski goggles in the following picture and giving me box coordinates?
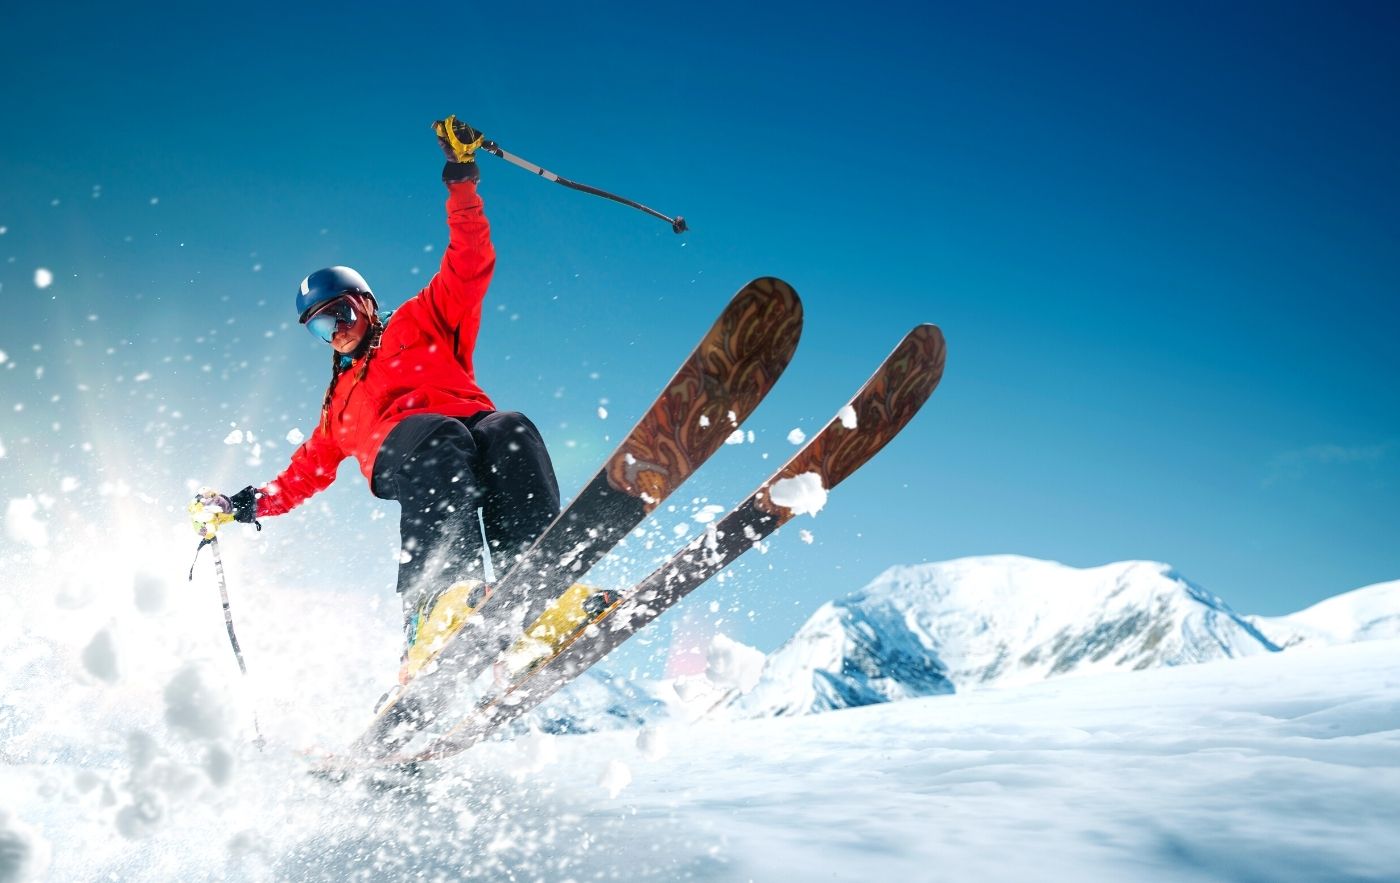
[304,298,359,343]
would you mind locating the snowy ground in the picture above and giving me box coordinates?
[3,632,1398,881]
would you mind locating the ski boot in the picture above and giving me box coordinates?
[400,579,494,684]
[494,584,624,686]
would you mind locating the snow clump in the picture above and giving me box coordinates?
[636,727,669,762]
[598,759,632,798]
[82,628,120,683]
[768,472,828,516]
[0,809,51,882]
[133,572,167,613]
[5,498,47,547]
[706,634,766,692]
[838,405,858,429]
[163,665,230,739]
[787,428,806,445]
[285,428,305,446]
[33,268,53,289]
[692,504,725,524]
[223,430,244,445]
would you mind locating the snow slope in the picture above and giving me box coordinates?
[732,555,1279,718]
[3,635,1397,881]
[1248,580,1400,649]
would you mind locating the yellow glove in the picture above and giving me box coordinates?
[433,115,484,163]
[189,489,235,539]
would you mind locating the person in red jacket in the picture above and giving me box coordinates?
[215,116,560,663]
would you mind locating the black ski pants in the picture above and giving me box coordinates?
[372,411,560,631]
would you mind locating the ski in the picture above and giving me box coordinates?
[394,323,947,765]
[346,277,803,759]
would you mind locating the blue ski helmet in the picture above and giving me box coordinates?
[296,266,376,323]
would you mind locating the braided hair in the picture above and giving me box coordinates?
[318,302,385,433]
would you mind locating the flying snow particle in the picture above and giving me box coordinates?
[115,789,166,840]
[597,406,608,420]
[838,404,858,429]
[82,628,120,683]
[149,197,159,205]
[723,429,745,445]
[698,414,710,428]
[59,476,79,493]
[705,633,766,693]
[800,529,815,544]
[520,733,559,772]
[204,744,235,787]
[768,472,828,517]
[598,759,632,798]
[786,428,807,445]
[5,497,47,547]
[0,350,7,364]
[0,226,7,235]
[692,504,726,524]
[33,268,53,289]
[0,809,52,882]
[285,428,305,445]
[163,665,230,739]
[223,430,244,445]
[0,438,6,459]
[133,572,167,613]
[133,371,151,382]
[636,727,669,762]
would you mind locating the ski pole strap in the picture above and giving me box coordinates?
[188,537,213,581]
[479,139,688,234]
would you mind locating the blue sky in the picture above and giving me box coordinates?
[2,1,1397,661]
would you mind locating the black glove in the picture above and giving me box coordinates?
[229,486,261,525]
[432,115,484,185]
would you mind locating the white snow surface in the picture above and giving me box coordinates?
[3,540,1399,880]
[3,627,1398,880]
[1249,579,1400,649]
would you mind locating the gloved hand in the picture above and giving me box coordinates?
[432,115,484,184]
[229,486,260,524]
[189,486,260,538]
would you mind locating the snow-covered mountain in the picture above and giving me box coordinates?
[1247,579,1400,649]
[528,556,1400,729]
[729,555,1281,718]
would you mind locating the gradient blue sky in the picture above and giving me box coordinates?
[2,2,1397,660]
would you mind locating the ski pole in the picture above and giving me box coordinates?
[188,497,266,750]
[478,138,688,234]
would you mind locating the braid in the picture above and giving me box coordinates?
[318,309,386,433]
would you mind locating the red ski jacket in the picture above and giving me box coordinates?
[257,180,497,518]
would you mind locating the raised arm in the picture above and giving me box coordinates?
[420,115,495,360]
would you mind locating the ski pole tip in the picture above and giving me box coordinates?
[671,216,688,234]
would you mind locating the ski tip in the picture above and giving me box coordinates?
[741,276,802,314]
[671,216,688,234]
[911,323,947,376]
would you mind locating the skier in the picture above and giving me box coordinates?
[201,115,561,683]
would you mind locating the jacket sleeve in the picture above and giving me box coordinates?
[419,179,495,366]
[256,423,347,517]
